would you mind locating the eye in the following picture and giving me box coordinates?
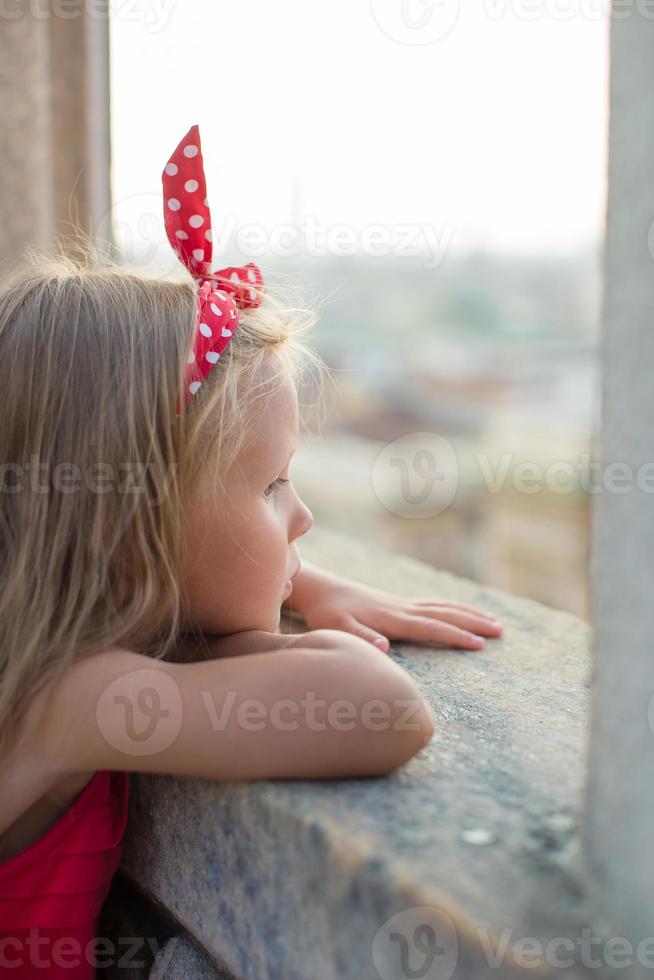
[263,477,290,499]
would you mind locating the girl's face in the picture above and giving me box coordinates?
[180,369,314,635]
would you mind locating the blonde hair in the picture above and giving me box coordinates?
[0,233,335,767]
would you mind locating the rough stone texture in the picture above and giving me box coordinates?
[97,870,185,980]
[584,3,654,965]
[98,869,234,979]
[149,935,232,979]
[118,525,603,979]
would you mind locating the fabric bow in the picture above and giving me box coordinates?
[162,123,264,408]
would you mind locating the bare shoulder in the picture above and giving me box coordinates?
[0,649,150,853]
[27,647,167,776]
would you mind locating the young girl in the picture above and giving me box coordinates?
[0,125,502,977]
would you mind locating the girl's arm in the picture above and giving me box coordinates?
[31,635,435,784]
[163,627,348,663]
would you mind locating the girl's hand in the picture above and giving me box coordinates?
[289,563,503,654]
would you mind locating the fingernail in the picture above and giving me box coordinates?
[471,634,485,646]
[373,637,386,648]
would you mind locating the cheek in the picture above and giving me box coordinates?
[253,496,290,554]
[180,495,290,631]
[230,497,291,593]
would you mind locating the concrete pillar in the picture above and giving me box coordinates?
[584,0,654,957]
[0,2,112,266]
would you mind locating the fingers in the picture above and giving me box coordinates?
[400,614,490,650]
[329,605,503,656]
[409,606,503,637]
[335,615,391,654]
[412,599,501,624]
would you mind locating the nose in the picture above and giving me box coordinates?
[290,491,313,542]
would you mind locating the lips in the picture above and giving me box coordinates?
[282,563,300,596]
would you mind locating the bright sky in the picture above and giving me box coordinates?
[109,0,609,262]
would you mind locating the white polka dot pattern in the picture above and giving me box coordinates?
[161,123,265,412]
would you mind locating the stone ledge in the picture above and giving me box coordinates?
[118,524,593,980]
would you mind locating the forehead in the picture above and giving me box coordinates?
[241,371,299,473]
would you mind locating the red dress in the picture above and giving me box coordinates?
[0,770,129,979]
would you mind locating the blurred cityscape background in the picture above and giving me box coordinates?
[266,247,599,622]
[109,3,609,621]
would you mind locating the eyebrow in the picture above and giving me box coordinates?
[274,442,298,477]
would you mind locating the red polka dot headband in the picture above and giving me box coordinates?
[162,123,265,410]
